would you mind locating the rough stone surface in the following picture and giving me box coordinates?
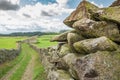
[47,70,74,80]
[62,53,83,79]
[67,32,84,52]
[74,36,118,54]
[59,44,71,57]
[72,19,120,42]
[95,7,120,25]
[73,51,120,80]
[73,18,95,31]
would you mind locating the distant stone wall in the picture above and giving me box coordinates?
[22,36,38,44]
[0,42,21,64]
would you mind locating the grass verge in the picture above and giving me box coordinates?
[33,51,46,80]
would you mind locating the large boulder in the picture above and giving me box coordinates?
[73,51,120,80]
[73,19,120,42]
[73,36,118,54]
[47,70,74,80]
[51,30,76,42]
[73,18,95,31]
[63,0,98,27]
[67,32,84,52]
[67,33,84,44]
[63,0,120,42]
[93,6,120,25]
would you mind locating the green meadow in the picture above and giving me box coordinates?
[0,35,57,49]
[0,37,25,49]
[36,35,57,48]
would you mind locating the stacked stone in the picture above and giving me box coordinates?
[0,42,21,64]
[41,0,120,80]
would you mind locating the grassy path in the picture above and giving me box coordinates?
[0,43,46,80]
[0,51,27,80]
[21,55,34,80]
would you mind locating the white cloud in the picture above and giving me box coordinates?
[18,2,73,18]
[0,0,73,33]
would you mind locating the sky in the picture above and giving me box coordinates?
[0,0,115,34]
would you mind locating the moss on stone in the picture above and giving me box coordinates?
[99,6,120,24]
[59,44,71,57]
[73,51,120,80]
[73,37,118,54]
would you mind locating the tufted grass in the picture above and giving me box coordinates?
[33,49,46,80]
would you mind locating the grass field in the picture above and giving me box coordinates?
[0,37,25,49]
[0,35,57,80]
[0,35,57,49]
[36,35,57,48]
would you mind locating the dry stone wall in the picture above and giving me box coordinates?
[22,36,38,44]
[0,42,21,64]
[30,0,120,80]
[30,41,120,80]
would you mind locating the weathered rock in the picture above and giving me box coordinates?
[64,0,98,27]
[73,51,120,80]
[48,48,60,63]
[54,59,69,70]
[73,18,95,31]
[59,44,71,57]
[62,53,83,79]
[77,21,120,42]
[74,36,118,54]
[63,0,120,42]
[94,6,120,26]
[51,30,76,42]
[57,42,66,50]
[47,70,74,80]
[39,47,68,71]
[41,53,55,73]
[67,32,84,52]
[110,0,120,7]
